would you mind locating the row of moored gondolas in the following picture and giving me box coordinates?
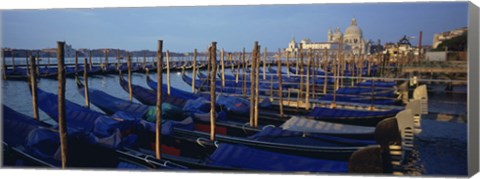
[3,43,428,175]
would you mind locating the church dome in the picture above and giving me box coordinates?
[344,18,362,37]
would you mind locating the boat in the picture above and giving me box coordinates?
[151,69,414,127]
[318,94,401,105]
[75,77,388,161]
[2,105,186,169]
[33,86,239,170]
[146,73,207,101]
[34,87,386,172]
[275,85,427,126]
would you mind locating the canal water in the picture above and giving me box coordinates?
[1,69,468,176]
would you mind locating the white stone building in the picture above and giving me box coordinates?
[286,18,370,55]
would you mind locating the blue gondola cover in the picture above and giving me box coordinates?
[208,143,348,172]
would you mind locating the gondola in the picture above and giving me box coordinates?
[181,77,403,127]
[182,71,282,95]
[33,87,384,172]
[4,64,104,80]
[33,87,238,170]
[197,69,398,105]
[146,72,207,101]
[2,105,186,169]
[321,95,399,105]
[75,77,386,161]
[151,69,410,127]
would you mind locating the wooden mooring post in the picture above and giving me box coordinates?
[155,40,164,160]
[127,53,133,101]
[83,58,90,109]
[143,51,147,70]
[369,79,376,111]
[192,49,197,93]
[74,51,79,74]
[340,54,345,88]
[358,55,364,83]
[10,49,15,71]
[263,47,267,80]
[29,56,39,121]
[323,48,328,94]
[242,48,247,97]
[296,46,304,108]
[305,48,311,110]
[221,48,225,88]
[46,52,50,69]
[89,51,93,71]
[229,53,234,73]
[104,49,109,71]
[166,50,171,95]
[350,56,355,87]
[295,51,299,75]
[116,49,121,71]
[57,41,69,169]
[209,42,217,141]
[277,49,284,117]
[34,51,40,77]
[235,52,241,83]
[2,48,6,80]
[286,51,290,78]
[25,51,29,76]
[249,42,258,127]
[254,44,260,128]
[312,51,317,99]
[367,55,372,76]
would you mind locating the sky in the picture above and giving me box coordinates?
[1,1,470,52]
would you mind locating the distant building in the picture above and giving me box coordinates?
[369,40,384,54]
[285,18,370,55]
[65,43,76,57]
[286,37,338,53]
[41,43,76,57]
[383,35,421,61]
[432,27,467,49]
